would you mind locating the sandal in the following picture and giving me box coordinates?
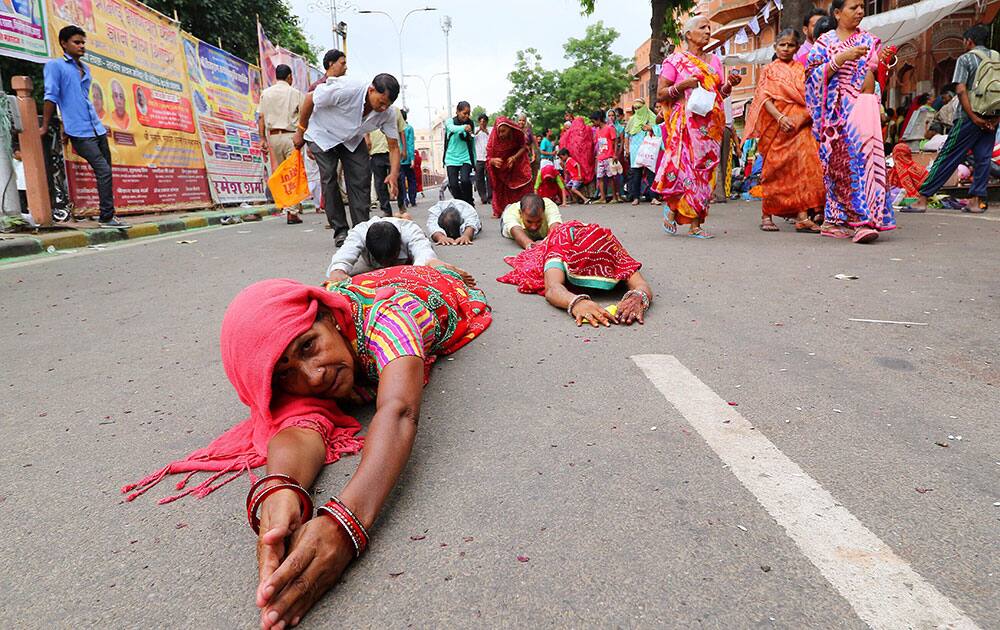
[964,200,988,213]
[820,225,853,239]
[852,227,879,244]
[689,227,714,239]
[794,219,821,233]
[760,217,779,232]
[662,208,677,235]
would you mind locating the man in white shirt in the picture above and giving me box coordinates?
[473,114,492,205]
[294,73,401,247]
[425,199,482,245]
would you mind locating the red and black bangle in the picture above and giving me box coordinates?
[245,474,313,535]
[318,496,370,557]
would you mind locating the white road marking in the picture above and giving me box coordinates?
[631,354,981,630]
[848,318,930,326]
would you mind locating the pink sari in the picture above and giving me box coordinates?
[652,51,726,224]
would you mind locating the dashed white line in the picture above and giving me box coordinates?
[631,354,981,630]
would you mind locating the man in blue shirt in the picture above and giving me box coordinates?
[396,109,417,213]
[41,25,126,227]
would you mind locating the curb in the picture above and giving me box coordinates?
[0,205,288,261]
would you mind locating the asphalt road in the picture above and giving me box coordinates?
[1,196,997,629]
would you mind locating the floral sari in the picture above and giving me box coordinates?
[806,29,895,230]
[652,51,725,224]
[745,59,825,217]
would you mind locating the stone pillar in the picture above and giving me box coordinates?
[12,76,51,227]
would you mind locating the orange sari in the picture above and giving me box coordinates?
[745,60,825,217]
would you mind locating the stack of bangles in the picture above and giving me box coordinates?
[667,85,680,100]
[829,57,842,73]
[246,474,314,535]
[567,293,591,318]
[245,476,371,558]
[318,496,370,557]
[721,82,733,97]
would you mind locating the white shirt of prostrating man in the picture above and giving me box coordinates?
[425,199,482,239]
[327,216,436,276]
[305,81,400,152]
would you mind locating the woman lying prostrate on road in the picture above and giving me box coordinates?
[497,220,653,327]
[122,265,491,629]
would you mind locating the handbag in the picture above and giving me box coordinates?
[686,85,715,117]
[634,136,661,169]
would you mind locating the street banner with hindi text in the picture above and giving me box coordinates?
[47,0,210,213]
[182,32,266,204]
[0,0,49,62]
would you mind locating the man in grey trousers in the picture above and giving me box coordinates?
[294,73,401,247]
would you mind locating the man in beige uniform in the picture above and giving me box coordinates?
[258,64,305,224]
[366,108,407,217]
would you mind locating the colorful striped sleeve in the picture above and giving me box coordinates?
[365,294,433,374]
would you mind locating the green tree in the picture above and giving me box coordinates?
[578,1,695,105]
[502,23,632,134]
[145,0,318,64]
[471,105,491,123]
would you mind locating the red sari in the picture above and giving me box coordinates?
[744,59,825,217]
[497,221,642,295]
[486,117,533,218]
[560,117,596,183]
[888,144,927,197]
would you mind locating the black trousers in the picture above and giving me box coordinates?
[397,164,417,211]
[474,160,491,204]
[627,166,655,201]
[309,140,371,235]
[447,163,474,205]
[370,152,392,216]
[69,134,115,221]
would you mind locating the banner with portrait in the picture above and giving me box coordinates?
[182,32,266,204]
[0,0,49,62]
[47,0,210,212]
[257,21,323,94]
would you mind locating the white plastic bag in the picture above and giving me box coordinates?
[686,85,715,117]
[634,136,661,169]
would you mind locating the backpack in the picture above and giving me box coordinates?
[968,49,1000,116]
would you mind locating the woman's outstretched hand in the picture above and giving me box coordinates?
[616,294,646,326]
[257,516,355,629]
[256,489,309,592]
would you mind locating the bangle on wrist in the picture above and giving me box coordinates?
[318,496,370,557]
[246,474,313,535]
[566,293,591,318]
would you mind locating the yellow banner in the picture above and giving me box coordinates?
[47,0,210,211]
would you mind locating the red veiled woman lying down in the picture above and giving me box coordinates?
[123,265,491,629]
[497,220,653,327]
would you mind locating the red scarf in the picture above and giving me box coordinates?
[122,279,364,504]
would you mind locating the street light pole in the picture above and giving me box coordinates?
[404,72,447,170]
[358,7,437,109]
[441,16,453,112]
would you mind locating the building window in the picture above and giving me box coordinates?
[866,0,882,16]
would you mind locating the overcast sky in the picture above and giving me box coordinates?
[286,0,652,128]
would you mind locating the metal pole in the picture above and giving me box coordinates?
[398,27,407,108]
[442,17,453,111]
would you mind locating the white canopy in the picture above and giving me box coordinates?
[723,0,977,66]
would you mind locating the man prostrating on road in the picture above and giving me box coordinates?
[294,74,401,247]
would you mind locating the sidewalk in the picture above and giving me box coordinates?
[0,204,304,260]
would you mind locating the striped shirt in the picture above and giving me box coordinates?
[365,293,435,373]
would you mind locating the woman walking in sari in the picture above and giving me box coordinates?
[561,116,597,192]
[654,16,742,239]
[745,28,825,232]
[486,116,533,218]
[805,0,895,243]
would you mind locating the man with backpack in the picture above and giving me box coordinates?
[911,25,1000,213]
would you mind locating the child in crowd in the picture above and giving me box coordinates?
[558,148,589,204]
[535,162,569,206]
